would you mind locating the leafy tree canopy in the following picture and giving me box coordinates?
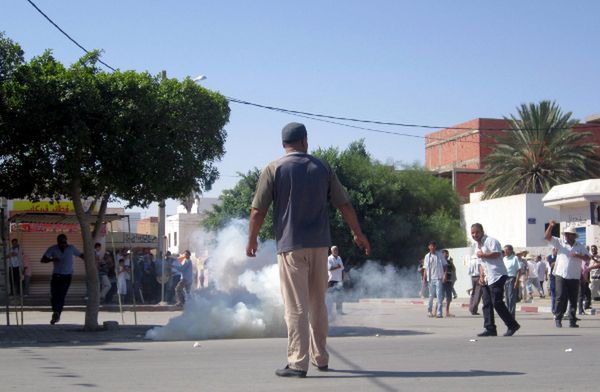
[203,140,465,267]
[0,33,230,329]
[476,100,600,199]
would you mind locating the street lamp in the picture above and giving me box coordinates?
[193,75,207,82]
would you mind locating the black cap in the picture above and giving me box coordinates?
[282,122,307,143]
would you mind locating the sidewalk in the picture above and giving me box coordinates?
[361,296,600,315]
[2,297,599,346]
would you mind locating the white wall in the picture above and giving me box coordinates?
[166,213,216,257]
[462,193,559,248]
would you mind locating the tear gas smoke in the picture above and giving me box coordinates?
[345,261,420,300]
[146,220,420,341]
[146,220,285,340]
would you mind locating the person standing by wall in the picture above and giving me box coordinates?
[467,254,482,315]
[327,245,345,317]
[423,241,447,318]
[41,234,84,325]
[502,245,521,317]
[8,238,24,296]
[544,221,590,328]
[246,122,370,378]
[442,249,456,317]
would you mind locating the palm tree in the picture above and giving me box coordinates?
[476,100,600,199]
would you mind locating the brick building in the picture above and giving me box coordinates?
[425,114,600,201]
[137,216,159,236]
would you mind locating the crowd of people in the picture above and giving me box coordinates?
[5,233,210,325]
[418,221,600,335]
[92,247,209,307]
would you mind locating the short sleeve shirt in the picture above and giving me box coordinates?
[423,251,447,281]
[43,244,83,275]
[327,255,344,282]
[549,236,589,279]
[478,235,507,285]
[503,255,520,278]
[252,152,350,253]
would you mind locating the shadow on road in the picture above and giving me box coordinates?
[329,326,430,337]
[323,368,525,378]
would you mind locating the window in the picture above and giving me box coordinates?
[174,232,178,247]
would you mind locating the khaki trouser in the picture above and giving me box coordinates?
[278,247,329,372]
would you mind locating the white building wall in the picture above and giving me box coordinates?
[461,193,559,248]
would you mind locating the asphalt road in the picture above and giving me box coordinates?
[1,300,599,391]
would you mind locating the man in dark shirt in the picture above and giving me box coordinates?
[247,122,370,378]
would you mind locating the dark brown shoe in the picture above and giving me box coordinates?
[275,365,307,378]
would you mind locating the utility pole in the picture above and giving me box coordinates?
[157,70,167,260]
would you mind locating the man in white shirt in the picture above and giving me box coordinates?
[423,240,447,318]
[526,256,544,300]
[544,221,590,328]
[471,223,520,337]
[536,255,548,297]
[467,255,482,315]
[327,246,345,315]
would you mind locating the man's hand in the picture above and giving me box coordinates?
[246,237,258,257]
[476,250,484,258]
[353,232,371,256]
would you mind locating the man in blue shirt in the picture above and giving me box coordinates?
[41,234,84,324]
[174,250,193,307]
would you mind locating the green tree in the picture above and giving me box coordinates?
[0,34,229,330]
[203,168,274,241]
[204,140,465,267]
[476,100,600,199]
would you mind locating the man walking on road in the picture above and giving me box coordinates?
[423,241,447,318]
[41,234,84,325]
[246,122,370,378]
[471,223,520,337]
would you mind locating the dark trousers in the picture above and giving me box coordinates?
[481,275,519,332]
[554,276,579,322]
[578,280,591,312]
[504,277,519,317]
[50,273,72,315]
[550,275,556,314]
[469,276,482,314]
[9,267,21,296]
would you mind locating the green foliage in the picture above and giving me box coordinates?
[0,43,230,205]
[0,34,229,330]
[204,140,465,267]
[203,169,274,240]
[476,100,600,199]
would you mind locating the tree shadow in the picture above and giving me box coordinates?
[329,326,430,337]
[322,369,525,378]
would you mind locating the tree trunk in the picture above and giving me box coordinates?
[71,188,101,331]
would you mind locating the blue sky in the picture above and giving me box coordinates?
[3,1,599,215]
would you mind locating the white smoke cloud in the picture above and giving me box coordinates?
[146,219,285,340]
[146,220,421,341]
[345,261,420,299]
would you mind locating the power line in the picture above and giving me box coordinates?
[25,0,599,145]
[25,0,116,72]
